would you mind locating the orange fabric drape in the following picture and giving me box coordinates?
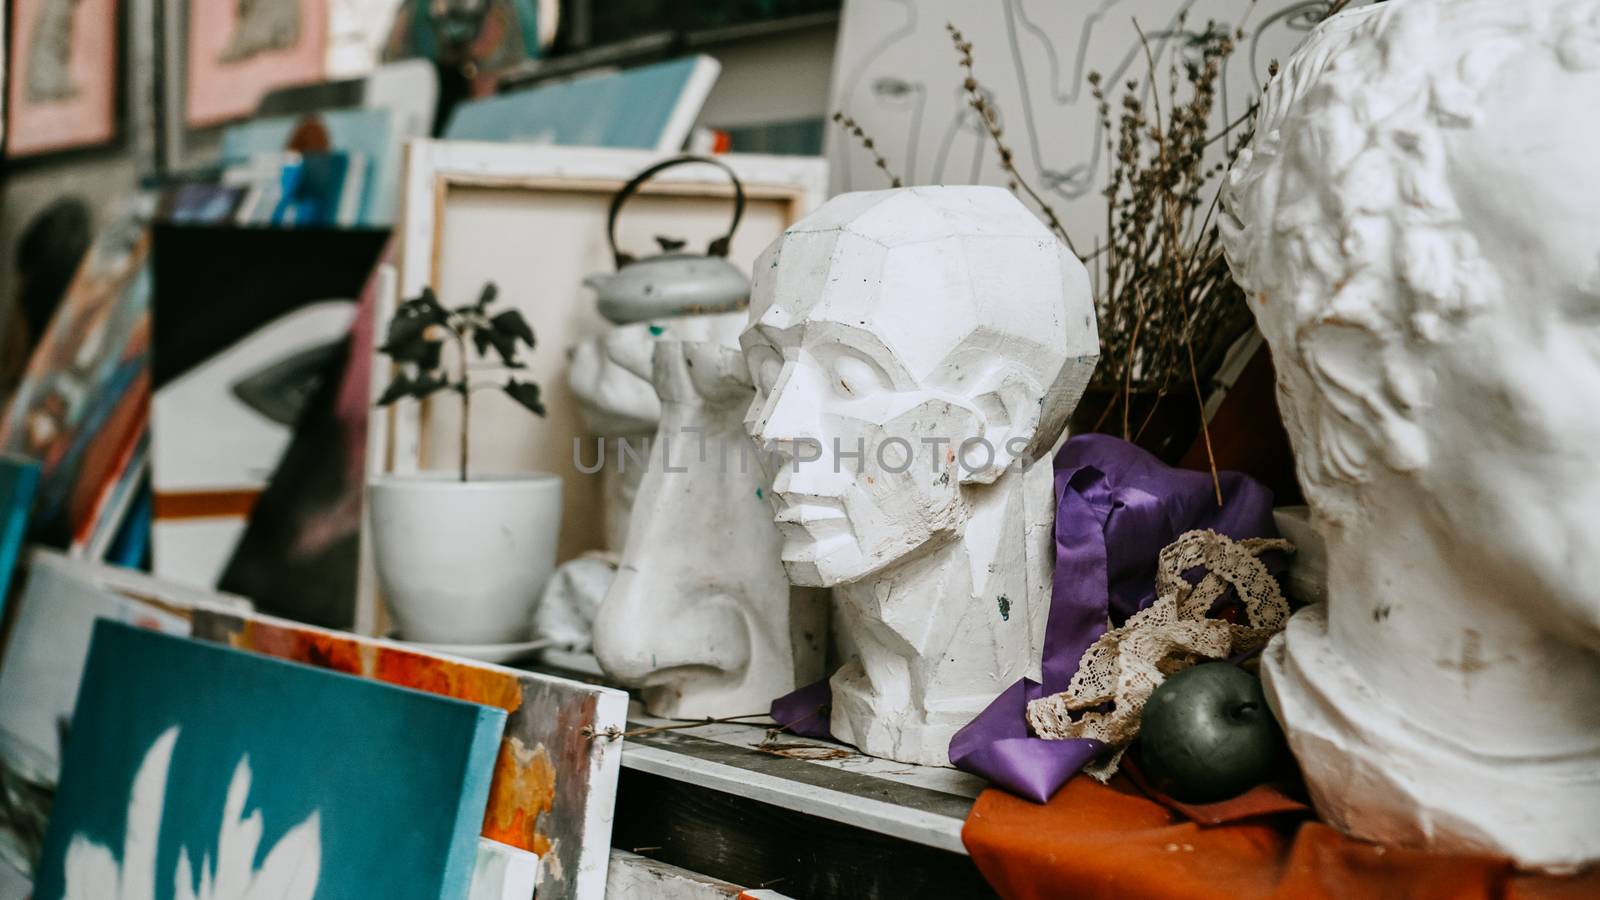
[963,779,1600,900]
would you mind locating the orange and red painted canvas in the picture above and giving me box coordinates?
[186,0,328,127]
[189,608,626,900]
[5,0,118,156]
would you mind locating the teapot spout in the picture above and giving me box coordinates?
[582,273,612,293]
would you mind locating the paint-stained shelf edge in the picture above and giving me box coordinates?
[617,721,976,855]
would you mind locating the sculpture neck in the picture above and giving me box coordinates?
[1323,492,1600,758]
[834,468,1045,709]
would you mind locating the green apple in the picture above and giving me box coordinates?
[1137,661,1287,803]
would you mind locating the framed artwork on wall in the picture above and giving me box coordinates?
[185,0,329,127]
[160,0,329,168]
[5,0,119,157]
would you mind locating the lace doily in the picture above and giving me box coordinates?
[1026,529,1295,780]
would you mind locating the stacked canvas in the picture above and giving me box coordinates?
[0,213,151,558]
[444,55,720,153]
[0,550,249,875]
[0,551,558,898]
[33,621,507,898]
[222,107,395,226]
[191,608,629,899]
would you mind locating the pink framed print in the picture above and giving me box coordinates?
[184,0,328,127]
[6,0,119,157]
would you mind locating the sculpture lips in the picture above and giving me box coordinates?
[772,496,849,543]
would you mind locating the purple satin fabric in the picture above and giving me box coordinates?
[769,676,833,739]
[949,433,1280,801]
[773,434,1280,803]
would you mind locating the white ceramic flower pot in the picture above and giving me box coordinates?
[369,472,563,644]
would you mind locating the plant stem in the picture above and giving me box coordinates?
[453,322,470,483]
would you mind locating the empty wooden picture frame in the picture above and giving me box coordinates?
[360,140,827,633]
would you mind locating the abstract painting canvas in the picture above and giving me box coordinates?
[210,251,387,629]
[0,212,150,554]
[0,456,42,615]
[186,0,328,126]
[5,0,117,157]
[150,291,356,591]
[33,620,506,899]
[191,607,627,900]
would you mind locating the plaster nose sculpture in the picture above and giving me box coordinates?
[742,185,1098,765]
[1219,0,1600,869]
[593,340,828,719]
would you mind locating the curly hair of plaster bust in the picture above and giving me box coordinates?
[1219,0,1600,520]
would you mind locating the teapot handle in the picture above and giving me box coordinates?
[607,155,747,268]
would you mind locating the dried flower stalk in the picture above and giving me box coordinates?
[949,15,1264,504]
[949,23,1079,258]
[832,111,903,188]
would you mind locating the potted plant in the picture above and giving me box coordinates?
[367,282,562,646]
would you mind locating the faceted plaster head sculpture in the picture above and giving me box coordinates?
[1220,0,1600,869]
[594,340,828,719]
[742,186,1098,764]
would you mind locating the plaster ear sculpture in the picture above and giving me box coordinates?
[1220,0,1600,869]
[742,185,1098,765]
[593,340,828,719]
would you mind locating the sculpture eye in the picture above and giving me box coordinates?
[831,354,885,399]
[748,345,783,393]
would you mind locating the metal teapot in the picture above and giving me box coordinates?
[583,155,751,325]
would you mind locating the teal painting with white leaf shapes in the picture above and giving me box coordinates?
[33,621,506,899]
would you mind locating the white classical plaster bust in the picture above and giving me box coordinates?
[742,186,1098,765]
[1220,0,1600,869]
[594,340,828,719]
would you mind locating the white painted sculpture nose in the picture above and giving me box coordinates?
[750,357,821,442]
[593,567,752,685]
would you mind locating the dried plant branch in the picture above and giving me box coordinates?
[948,22,1080,258]
[947,14,1279,489]
[832,111,903,188]
[1134,19,1222,504]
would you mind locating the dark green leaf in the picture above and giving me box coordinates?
[491,309,535,350]
[503,379,546,416]
[484,328,520,367]
[417,286,446,315]
[382,310,426,348]
[412,372,453,398]
[476,281,499,310]
[376,374,416,406]
[379,333,443,369]
[472,327,492,358]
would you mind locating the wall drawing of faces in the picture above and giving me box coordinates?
[826,0,1367,248]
